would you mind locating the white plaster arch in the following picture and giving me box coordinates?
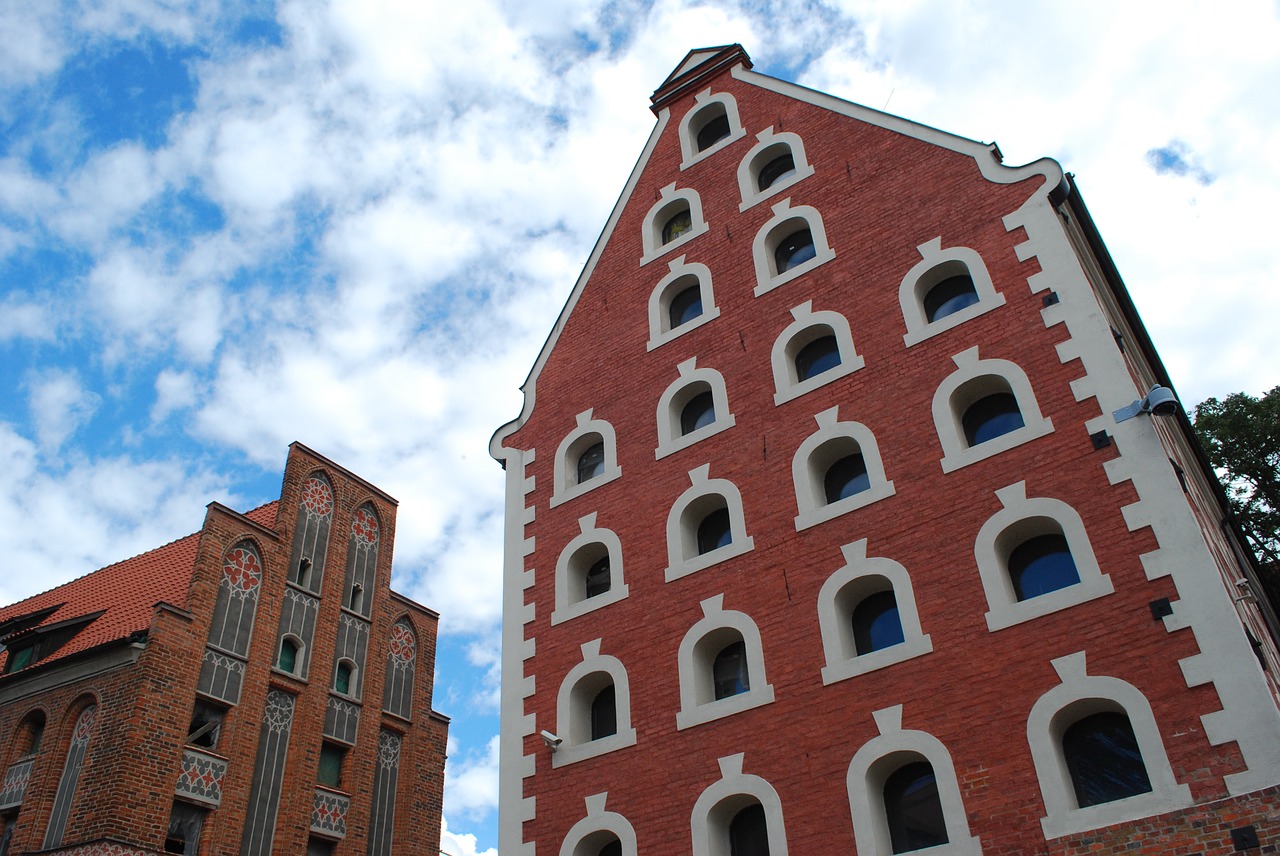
[552,513,629,625]
[665,465,755,582]
[679,89,747,169]
[677,596,774,730]
[552,409,622,508]
[901,238,1006,346]
[691,753,789,856]
[770,301,863,405]
[751,199,836,296]
[647,256,720,351]
[641,183,709,265]
[792,407,895,531]
[552,639,638,768]
[656,358,736,459]
[559,792,638,856]
[737,127,815,211]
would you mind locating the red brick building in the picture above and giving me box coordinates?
[0,443,447,855]
[489,45,1280,855]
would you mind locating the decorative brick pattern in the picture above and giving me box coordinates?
[0,757,32,809]
[174,747,227,806]
[310,787,350,838]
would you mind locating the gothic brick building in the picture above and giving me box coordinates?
[0,443,447,855]
[489,45,1280,855]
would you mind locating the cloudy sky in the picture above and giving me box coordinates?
[2,1,1277,852]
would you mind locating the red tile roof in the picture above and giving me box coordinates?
[0,500,281,675]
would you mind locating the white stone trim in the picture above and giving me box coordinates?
[559,792,638,856]
[1027,652,1192,838]
[900,238,1006,346]
[676,596,774,730]
[690,753,789,856]
[551,513,629,626]
[770,302,863,405]
[647,256,721,351]
[932,346,1054,473]
[551,409,622,508]
[846,705,982,856]
[751,199,836,296]
[678,89,747,169]
[552,639,637,768]
[737,127,815,212]
[818,540,932,685]
[641,183,709,266]
[665,465,755,582]
[974,483,1113,630]
[792,407,894,531]
[655,358,736,460]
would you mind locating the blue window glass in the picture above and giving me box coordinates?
[712,640,749,699]
[823,454,870,504]
[697,507,732,555]
[774,228,816,273]
[883,762,948,853]
[795,334,840,381]
[758,153,796,190]
[681,391,716,435]
[1063,712,1152,807]
[924,274,979,322]
[669,284,703,329]
[852,591,905,655]
[576,441,605,484]
[962,392,1024,446]
[1009,533,1079,600]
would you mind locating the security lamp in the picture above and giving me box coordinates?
[1113,385,1179,423]
[540,730,562,752]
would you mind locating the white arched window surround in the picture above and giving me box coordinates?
[641,183,709,266]
[677,595,774,730]
[665,465,755,582]
[552,409,622,508]
[901,238,1006,346]
[792,407,895,531]
[552,513,629,625]
[770,301,863,405]
[846,705,982,856]
[333,657,359,697]
[552,639,637,768]
[678,89,747,169]
[817,540,932,685]
[647,256,721,351]
[737,127,815,212]
[559,792,638,856]
[656,358,736,460]
[933,346,1053,473]
[751,199,836,296]
[691,753,789,856]
[976,482,1114,631]
[276,633,306,676]
[1028,652,1191,838]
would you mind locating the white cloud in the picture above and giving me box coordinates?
[441,816,498,856]
[27,370,100,454]
[151,369,198,423]
[443,734,501,822]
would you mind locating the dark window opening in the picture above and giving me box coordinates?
[758,153,796,191]
[306,837,336,856]
[590,684,617,741]
[697,507,732,555]
[680,391,716,436]
[584,556,611,599]
[348,583,365,613]
[278,638,300,674]
[729,802,770,856]
[774,228,816,273]
[1009,533,1080,601]
[795,334,840,381]
[669,284,704,329]
[823,453,870,504]
[884,762,948,853]
[318,743,345,788]
[187,700,224,749]
[4,645,34,674]
[924,274,979,322]
[852,591,905,655]
[165,802,204,856]
[663,209,693,244]
[576,441,605,484]
[1063,711,1152,807]
[696,112,731,151]
[712,640,750,700]
[596,839,623,856]
[962,392,1024,447]
[334,661,354,695]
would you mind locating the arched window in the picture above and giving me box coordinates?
[382,618,416,720]
[932,348,1053,473]
[12,710,45,758]
[656,359,735,459]
[729,802,770,856]
[852,591,904,655]
[792,408,895,531]
[665,465,754,582]
[43,702,98,850]
[648,258,720,350]
[677,596,774,730]
[737,128,815,211]
[641,184,708,264]
[278,637,301,674]
[691,754,789,856]
[770,302,862,404]
[334,660,355,696]
[275,584,319,679]
[558,793,638,856]
[289,473,334,594]
[883,760,948,853]
[678,91,745,167]
[795,334,840,381]
[343,504,381,619]
[751,200,835,295]
[553,514,629,625]
[553,640,636,767]
[552,410,622,507]
[899,239,1005,346]
[974,483,1113,630]
[1062,712,1152,807]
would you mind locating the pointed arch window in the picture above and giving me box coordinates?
[289,473,334,593]
[343,504,380,618]
[43,703,97,849]
[382,618,417,720]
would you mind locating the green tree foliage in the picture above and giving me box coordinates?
[1193,386,1280,609]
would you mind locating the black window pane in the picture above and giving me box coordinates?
[187,701,223,749]
[729,802,770,856]
[884,762,948,853]
[924,274,980,322]
[697,507,732,555]
[278,639,298,673]
[597,839,623,856]
[696,112,731,151]
[795,334,840,381]
[823,453,870,504]
[713,640,750,699]
[962,392,1024,446]
[758,153,796,191]
[584,556,611,599]
[774,228,816,273]
[335,663,352,695]
[663,209,693,244]
[590,684,617,740]
[1063,712,1152,807]
[669,284,704,329]
[1009,533,1080,600]
[852,590,905,655]
[577,441,605,484]
[318,744,343,787]
[681,391,716,435]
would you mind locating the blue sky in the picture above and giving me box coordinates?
[2,1,1278,853]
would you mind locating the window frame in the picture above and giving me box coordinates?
[690,752,789,856]
[656,359,736,460]
[677,596,774,730]
[737,128,815,212]
[769,302,863,404]
[552,513,629,625]
[558,792,638,856]
[277,634,305,676]
[792,408,895,531]
[552,410,622,508]
[552,639,637,768]
[665,466,754,582]
[751,200,835,296]
[641,184,708,265]
[900,239,1006,346]
[647,257,720,350]
[678,90,746,169]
